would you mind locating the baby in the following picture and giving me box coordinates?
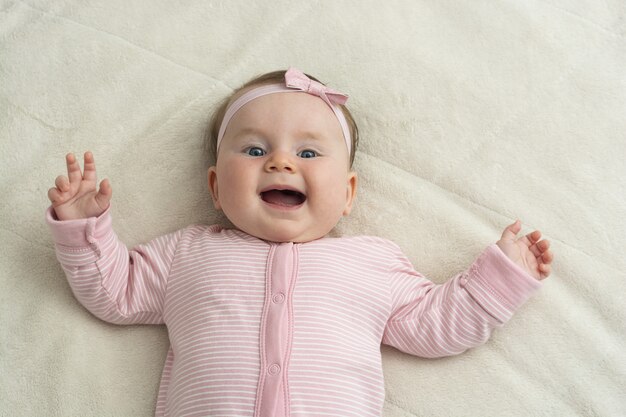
[46,68,553,417]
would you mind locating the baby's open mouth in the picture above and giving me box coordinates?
[260,189,306,207]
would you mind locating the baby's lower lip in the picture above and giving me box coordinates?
[261,200,304,211]
[260,189,306,210]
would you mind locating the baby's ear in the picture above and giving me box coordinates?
[342,171,358,216]
[207,167,221,210]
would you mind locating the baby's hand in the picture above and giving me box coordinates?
[47,152,112,220]
[496,220,554,280]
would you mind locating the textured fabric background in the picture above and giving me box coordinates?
[1,1,624,416]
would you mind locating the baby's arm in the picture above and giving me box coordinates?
[46,152,181,325]
[382,240,543,358]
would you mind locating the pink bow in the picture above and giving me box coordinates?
[284,67,348,107]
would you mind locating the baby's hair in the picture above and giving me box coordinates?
[206,70,359,167]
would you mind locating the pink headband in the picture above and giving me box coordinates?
[216,67,352,155]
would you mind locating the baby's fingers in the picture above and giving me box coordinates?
[47,187,61,204]
[500,220,522,241]
[55,175,69,192]
[48,176,71,205]
[525,230,542,244]
[535,243,553,280]
[66,153,83,185]
[540,247,554,264]
[94,178,112,209]
[528,238,550,258]
[538,263,552,280]
[82,151,97,182]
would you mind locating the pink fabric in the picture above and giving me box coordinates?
[46,206,541,417]
[216,68,352,155]
[284,68,348,107]
[255,243,297,417]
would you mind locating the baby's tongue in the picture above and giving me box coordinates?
[263,190,302,206]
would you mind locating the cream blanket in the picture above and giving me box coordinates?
[1,1,624,416]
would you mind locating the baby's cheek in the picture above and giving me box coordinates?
[321,187,349,216]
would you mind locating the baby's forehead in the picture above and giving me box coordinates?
[215,77,353,162]
[230,92,340,130]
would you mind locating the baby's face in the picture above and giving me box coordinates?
[208,92,357,243]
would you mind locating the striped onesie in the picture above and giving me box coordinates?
[46,206,541,417]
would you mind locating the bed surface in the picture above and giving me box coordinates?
[1,1,625,416]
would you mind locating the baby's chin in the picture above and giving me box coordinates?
[236,222,332,244]
[252,228,328,244]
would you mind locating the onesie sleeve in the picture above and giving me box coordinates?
[382,243,542,358]
[46,205,183,325]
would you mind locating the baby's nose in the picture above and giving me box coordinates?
[264,152,296,173]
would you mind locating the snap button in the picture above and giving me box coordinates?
[268,363,281,375]
[272,292,285,304]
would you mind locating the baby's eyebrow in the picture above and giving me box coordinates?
[297,130,323,140]
[293,128,333,142]
[227,127,270,144]
[232,127,266,138]
[231,127,330,143]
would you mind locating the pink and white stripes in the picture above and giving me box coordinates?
[47,206,541,417]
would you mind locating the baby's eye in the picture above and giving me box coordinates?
[298,150,317,159]
[246,147,266,157]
